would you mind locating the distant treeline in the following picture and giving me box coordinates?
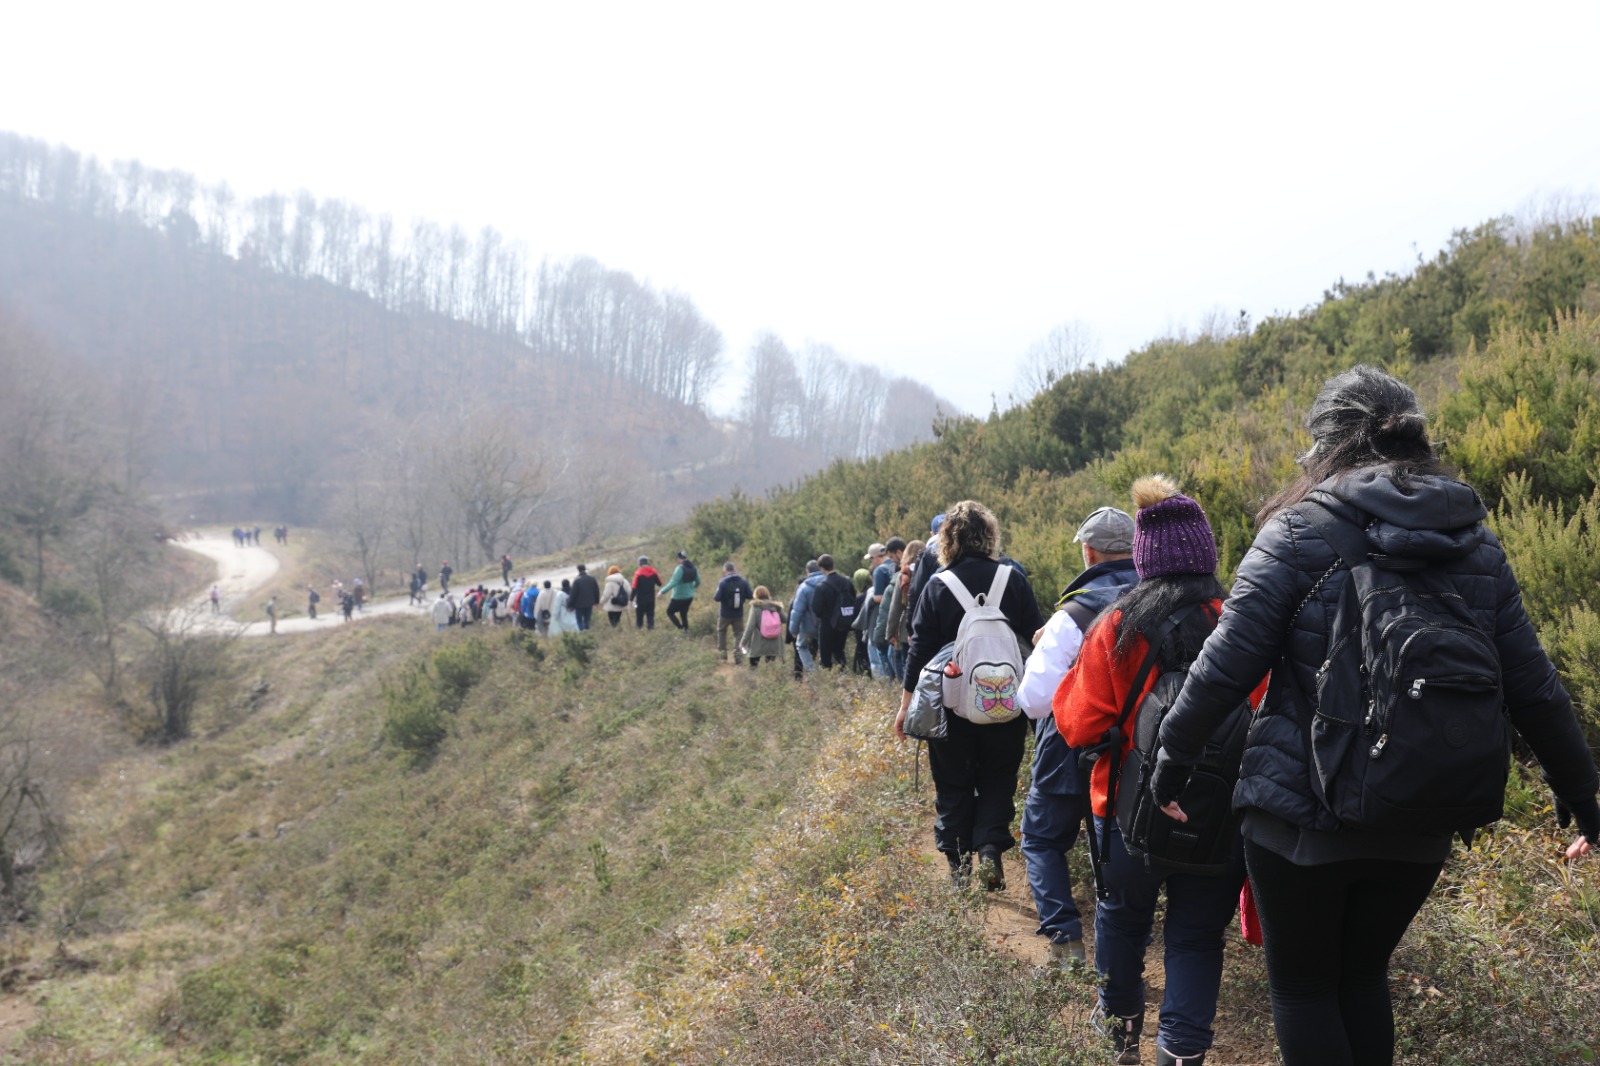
[0,131,948,541]
[687,214,1600,743]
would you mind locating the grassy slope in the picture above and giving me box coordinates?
[10,600,1598,1064]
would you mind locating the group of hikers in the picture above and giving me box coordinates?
[878,366,1597,1066]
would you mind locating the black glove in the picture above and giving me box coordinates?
[1560,794,1600,847]
[1149,751,1192,808]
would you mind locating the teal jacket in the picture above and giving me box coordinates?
[660,563,700,601]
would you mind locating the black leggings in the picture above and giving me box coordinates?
[1244,840,1442,1066]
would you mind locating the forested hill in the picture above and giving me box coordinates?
[688,213,1600,742]
[0,132,948,547]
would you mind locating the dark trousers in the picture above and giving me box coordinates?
[1094,816,1246,1058]
[1245,840,1443,1066]
[666,598,692,629]
[818,627,849,669]
[574,607,592,630]
[635,599,655,629]
[607,611,622,628]
[717,615,742,660]
[925,713,1026,859]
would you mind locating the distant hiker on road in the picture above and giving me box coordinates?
[209,585,221,614]
[432,592,454,632]
[739,586,785,668]
[352,577,365,611]
[660,551,700,630]
[439,561,453,594]
[569,564,601,631]
[414,563,428,598]
[266,596,278,635]
[602,566,630,627]
[409,569,424,605]
[1016,504,1137,972]
[307,585,321,620]
[341,589,356,622]
[501,553,513,587]
[712,561,753,663]
[632,557,661,630]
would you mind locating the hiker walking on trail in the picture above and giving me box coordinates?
[631,557,661,630]
[788,560,824,674]
[601,566,629,628]
[501,553,513,587]
[739,586,785,668]
[265,596,278,635]
[867,539,905,681]
[895,501,1043,891]
[1016,505,1138,972]
[341,589,355,622]
[547,579,577,635]
[1147,366,1600,1066]
[536,580,555,636]
[209,585,221,614]
[432,592,454,632]
[808,555,857,671]
[569,564,601,631]
[883,540,924,683]
[1055,478,1258,1066]
[712,562,753,663]
[439,561,453,594]
[660,551,700,630]
[307,586,321,620]
[409,569,423,606]
[352,578,365,611]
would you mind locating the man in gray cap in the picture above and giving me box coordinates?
[1014,504,1138,969]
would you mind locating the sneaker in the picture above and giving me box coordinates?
[1047,937,1088,970]
[1093,1003,1144,1065]
[975,846,1005,891]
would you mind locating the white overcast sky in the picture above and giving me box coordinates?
[5,1,1599,415]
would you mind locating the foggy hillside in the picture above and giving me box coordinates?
[0,131,951,556]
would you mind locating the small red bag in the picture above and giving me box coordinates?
[1240,878,1263,946]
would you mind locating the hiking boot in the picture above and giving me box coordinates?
[975,845,1005,891]
[946,852,972,889]
[1093,1003,1144,1065]
[1155,1048,1205,1066]
[1047,936,1088,970]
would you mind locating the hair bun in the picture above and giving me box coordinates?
[1130,475,1182,511]
[1377,410,1427,441]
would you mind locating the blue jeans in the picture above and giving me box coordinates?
[868,640,892,680]
[794,634,817,673]
[1021,788,1089,942]
[574,607,592,630]
[889,644,907,683]
[1092,815,1245,1059]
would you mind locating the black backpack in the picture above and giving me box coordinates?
[1292,501,1508,835]
[680,559,698,585]
[1081,603,1250,892]
[829,576,858,631]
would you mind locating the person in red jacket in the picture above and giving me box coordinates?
[1055,476,1262,1066]
[631,556,662,630]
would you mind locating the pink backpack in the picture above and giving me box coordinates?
[758,605,783,639]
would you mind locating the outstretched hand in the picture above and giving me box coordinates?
[1159,801,1188,823]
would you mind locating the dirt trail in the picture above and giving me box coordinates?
[913,804,1279,1063]
[171,531,605,637]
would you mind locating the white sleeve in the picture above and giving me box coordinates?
[1017,610,1084,720]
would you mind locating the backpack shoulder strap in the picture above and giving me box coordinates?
[1110,601,1205,734]
[982,563,1012,606]
[1293,499,1369,570]
[936,569,977,612]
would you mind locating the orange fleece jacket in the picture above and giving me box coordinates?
[1054,601,1267,816]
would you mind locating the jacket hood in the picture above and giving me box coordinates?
[635,565,660,579]
[1314,468,1488,562]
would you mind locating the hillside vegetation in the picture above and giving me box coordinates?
[687,214,1600,749]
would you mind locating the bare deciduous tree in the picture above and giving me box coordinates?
[1015,320,1100,398]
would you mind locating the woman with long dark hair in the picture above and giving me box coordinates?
[1055,476,1255,1066]
[1150,365,1598,1066]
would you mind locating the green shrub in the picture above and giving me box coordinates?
[40,583,96,621]
[431,637,489,708]
[382,663,450,759]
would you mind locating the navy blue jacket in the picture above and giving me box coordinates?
[1030,558,1139,794]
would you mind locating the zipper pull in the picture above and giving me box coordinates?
[1363,700,1377,730]
[1370,734,1389,758]
[1408,678,1425,699]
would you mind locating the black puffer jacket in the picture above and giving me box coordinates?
[1158,468,1598,858]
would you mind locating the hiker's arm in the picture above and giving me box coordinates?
[1018,611,1081,721]
[1158,518,1299,763]
[894,687,911,741]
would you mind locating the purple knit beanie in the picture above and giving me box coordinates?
[1131,476,1218,579]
